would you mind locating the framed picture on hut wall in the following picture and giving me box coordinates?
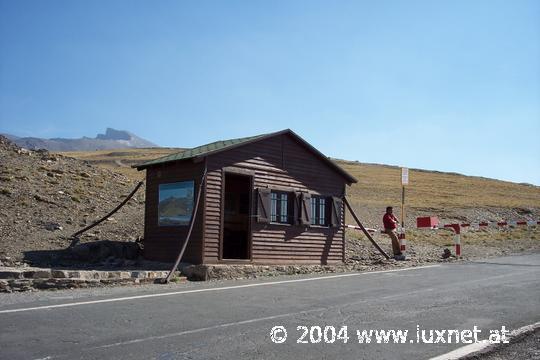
[158,181,195,226]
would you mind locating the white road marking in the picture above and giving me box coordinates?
[429,321,540,360]
[43,286,440,358]
[0,265,439,314]
[90,307,327,350]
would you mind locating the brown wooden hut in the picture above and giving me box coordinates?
[135,129,357,265]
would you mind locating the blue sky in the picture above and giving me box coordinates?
[1,0,539,184]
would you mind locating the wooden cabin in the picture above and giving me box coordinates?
[135,129,357,265]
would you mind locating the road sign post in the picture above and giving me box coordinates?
[400,168,409,254]
[401,167,408,225]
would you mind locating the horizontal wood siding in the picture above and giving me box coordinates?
[203,134,347,265]
[202,168,222,262]
[143,160,204,263]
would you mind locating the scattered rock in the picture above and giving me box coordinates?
[0,270,24,279]
[34,194,55,204]
[16,148,32,155]
[44,222,63,231]
[442,248,452,259]
[23,269,52,279]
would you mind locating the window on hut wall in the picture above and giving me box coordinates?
[311,195,329,226]
[158,181,195,226]
[270,191,292,224]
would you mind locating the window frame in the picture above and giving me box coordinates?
[310,195,330,227]
[270,190,293,225]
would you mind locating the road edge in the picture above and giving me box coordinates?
[429,321,540,360]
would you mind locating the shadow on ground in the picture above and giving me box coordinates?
[23,240,170,270]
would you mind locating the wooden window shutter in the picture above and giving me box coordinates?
[299,192,312,226]
[256,188,271,223]
[330,196,343,227]
[293,192,302,225]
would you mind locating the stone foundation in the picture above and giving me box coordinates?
[181,264,363,281]
[0,267,184,292]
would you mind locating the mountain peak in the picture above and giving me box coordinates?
[96,128,133,141]
[6,128,158,151]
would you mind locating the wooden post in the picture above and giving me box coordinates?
[400,167,408,228]
[401,186,405,226]
[343,197,391,260]
[400,168,408,254]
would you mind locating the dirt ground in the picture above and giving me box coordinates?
[345,226,540,269]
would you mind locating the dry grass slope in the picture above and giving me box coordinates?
[60,148,184,180]
[338,160,540,209]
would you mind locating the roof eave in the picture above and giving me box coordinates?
[133,129,358,184]
[284,129,358,184]
[134,129,290,171]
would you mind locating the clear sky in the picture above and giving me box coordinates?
[1,0,539,185]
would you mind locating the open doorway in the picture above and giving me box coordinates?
[222,173,251,260]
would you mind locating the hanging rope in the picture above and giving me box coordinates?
[163,168,208,283]
[69,181,144,245]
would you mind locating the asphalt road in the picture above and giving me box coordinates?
[1,254,539,360]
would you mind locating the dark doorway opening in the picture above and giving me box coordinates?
[222,173,251,260]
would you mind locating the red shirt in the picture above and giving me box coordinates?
[383,213,398,230]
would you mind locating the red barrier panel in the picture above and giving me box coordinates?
[417,216,439,228]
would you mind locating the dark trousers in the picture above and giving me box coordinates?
[385,229,401,255]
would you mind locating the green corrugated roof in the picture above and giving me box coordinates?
[135,132,271,169]
[135,129,357,183]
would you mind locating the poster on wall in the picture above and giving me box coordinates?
[158,181,195,226]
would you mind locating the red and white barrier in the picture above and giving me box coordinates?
[417,217,539,258]
[422,220,540,230]
[346,218,538,260]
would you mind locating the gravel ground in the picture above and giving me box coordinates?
[464,328,540,360]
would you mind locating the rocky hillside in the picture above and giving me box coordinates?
[0,136,145,266]
[3,128,157,151]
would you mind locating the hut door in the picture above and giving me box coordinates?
[222,173,252,260]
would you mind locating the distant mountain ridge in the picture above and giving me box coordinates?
[1,128,157,151]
